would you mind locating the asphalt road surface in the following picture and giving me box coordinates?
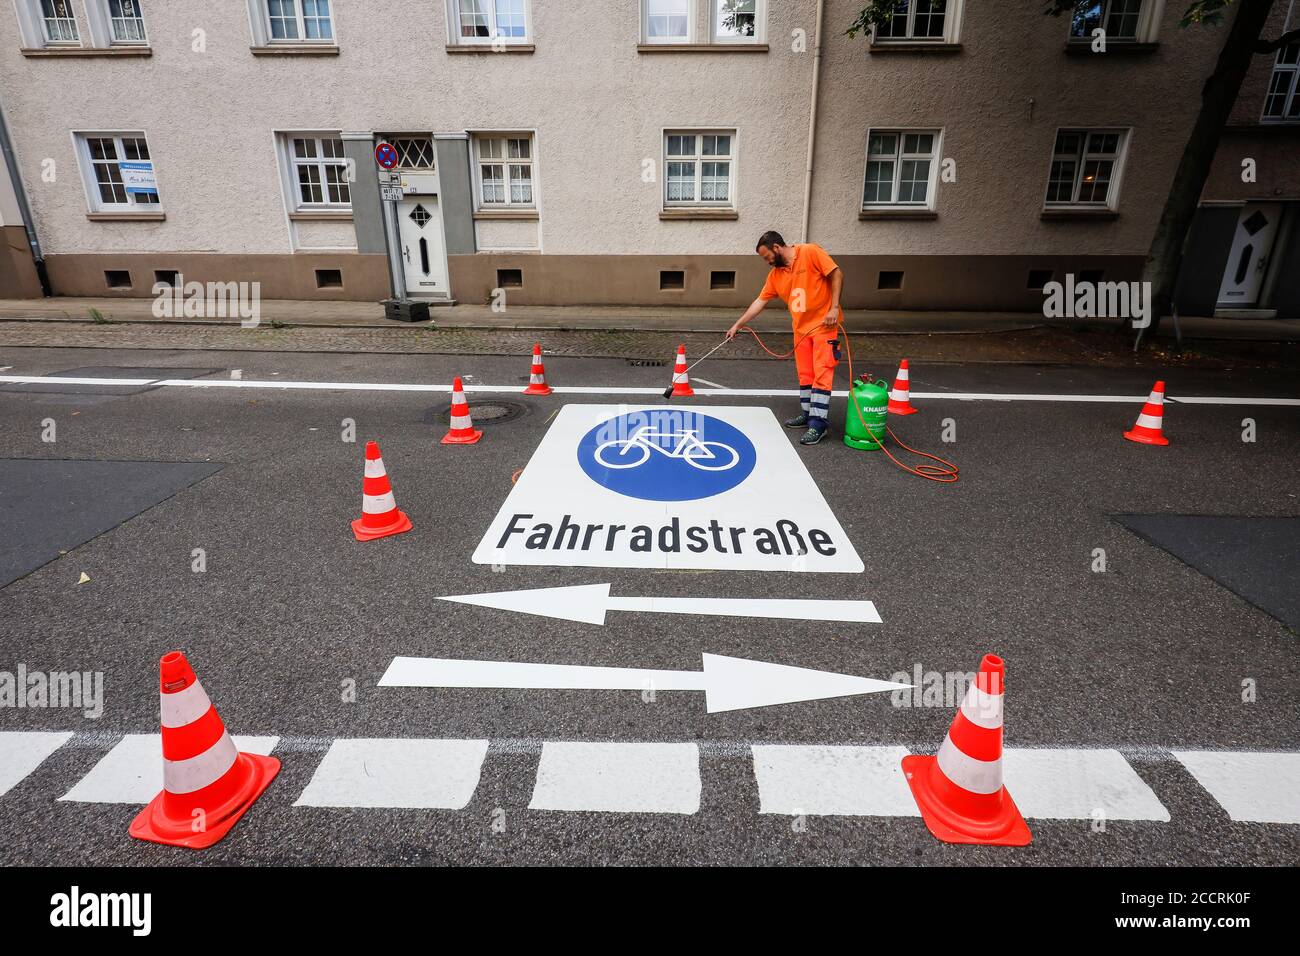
[0,344,1296,866]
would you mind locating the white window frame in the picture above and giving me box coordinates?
[282,133,351,211]
[1066,0,1162,44]
[860,128,943,210]
[663,129,736,209]
[36,0,81,45]
[871,0,964,44]
[73,131,161,212]
[642,0,694,44]
[1043,128,1130,210]
[711,0,765,44]
[1261,40,1300,123]
[471,133,536,209]
[253,0,336,45]
[449,0,532,45]
[103,0,147,44]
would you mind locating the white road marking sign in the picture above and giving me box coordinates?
[378,654,911,714]
[473,404,864,572]
[439,582,882,625]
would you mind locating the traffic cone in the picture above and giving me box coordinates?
[670,344,694,397]
[129,651,280,849]
[901,653,1031,846]
[523,343,552,396]
[1124,380,1170,446]
[351,440,413,541]
[887,359,918,415]
[442,376,483,445]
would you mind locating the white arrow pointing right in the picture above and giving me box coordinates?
[379,654,911,713]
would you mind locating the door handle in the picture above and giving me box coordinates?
[403,245,411,264]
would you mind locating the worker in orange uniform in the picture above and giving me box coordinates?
[727,231,844,445]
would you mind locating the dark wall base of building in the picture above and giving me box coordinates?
[41,252,390,301]
[449,253,1146,311]
[1,224,43,298]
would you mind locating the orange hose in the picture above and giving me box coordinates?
[740,324,959,483]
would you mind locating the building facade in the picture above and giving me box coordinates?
[0,0,1296,316]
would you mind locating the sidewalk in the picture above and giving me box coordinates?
[2,296,1298,341]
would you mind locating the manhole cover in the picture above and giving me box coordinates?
[426,401,527,426]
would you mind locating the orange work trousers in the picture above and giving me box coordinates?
[793,331,840,423]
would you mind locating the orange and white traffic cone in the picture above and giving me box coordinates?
[901,653,1031,846]
[129,651,280,849]
[442,376,483,445]
[887,359,918,415]
[1124,380,1170,446]
[670,344,694,397]
[523,343,552,396]
[351,440,413,541]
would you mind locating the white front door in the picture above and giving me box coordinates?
[396,196,448,298]
[1217,202,1282,307]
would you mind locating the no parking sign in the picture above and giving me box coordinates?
[473,405,864,573]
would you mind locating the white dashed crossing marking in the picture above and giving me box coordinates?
[1172,750,1300,824]
[1001,749,1170,821]
[752,746,1169,820]
[0,731,73,797]
[529,742,701,814]
[293,738,489,809]
[58,734,280,804]
[2,733,1293,828]
[753,745,918,817]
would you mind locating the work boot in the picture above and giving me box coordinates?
[784,412,809,428]
[799,423,826,445]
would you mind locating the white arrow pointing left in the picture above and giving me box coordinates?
[438,583,881,626]
[379,654,910,713]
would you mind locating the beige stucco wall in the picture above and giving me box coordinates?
[0,0,1255,267]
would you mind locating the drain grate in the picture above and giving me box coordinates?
[626,359,665,367]
[426,401,528,426]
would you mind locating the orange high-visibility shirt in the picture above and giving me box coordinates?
[758,243,841,336]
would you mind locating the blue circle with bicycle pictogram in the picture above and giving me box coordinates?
[577,410,757,501]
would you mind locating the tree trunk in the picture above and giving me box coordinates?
[1141,0,1276,343]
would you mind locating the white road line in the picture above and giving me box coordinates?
[529,742,701,814]
[752,746,1169,820]
[753,745,918,817]
[0,374,1294,406]
[293,738,488,809]
[1172,750,1300,824]
[1002,748,1170,821]
[0,731,73,797]
[691,377,726,390]
[58,733,279,804]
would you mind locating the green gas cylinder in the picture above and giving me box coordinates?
[844,377,889,451]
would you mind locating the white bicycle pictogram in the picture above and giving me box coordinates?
[594,426,740,471]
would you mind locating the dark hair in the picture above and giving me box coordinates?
[755,230,786,252]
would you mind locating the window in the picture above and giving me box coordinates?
[266,0,333,41]
[665,132,734,207]
[39,0,79,43]
[454,0,528,42]
[1069,0,1144,41]
[711,270,736,289]
[107,0,146,43]
[289,135,350,208]
[862,130,939,207]
[78,134,160,211]
[1263,41,1300,122]
[474,135,534,207]
[1045,129,1126,206]
[875,0,948,41]
[660,270,685,290]
[388,137,435,169]
[713,0,763,42]
[645,0,690,43]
